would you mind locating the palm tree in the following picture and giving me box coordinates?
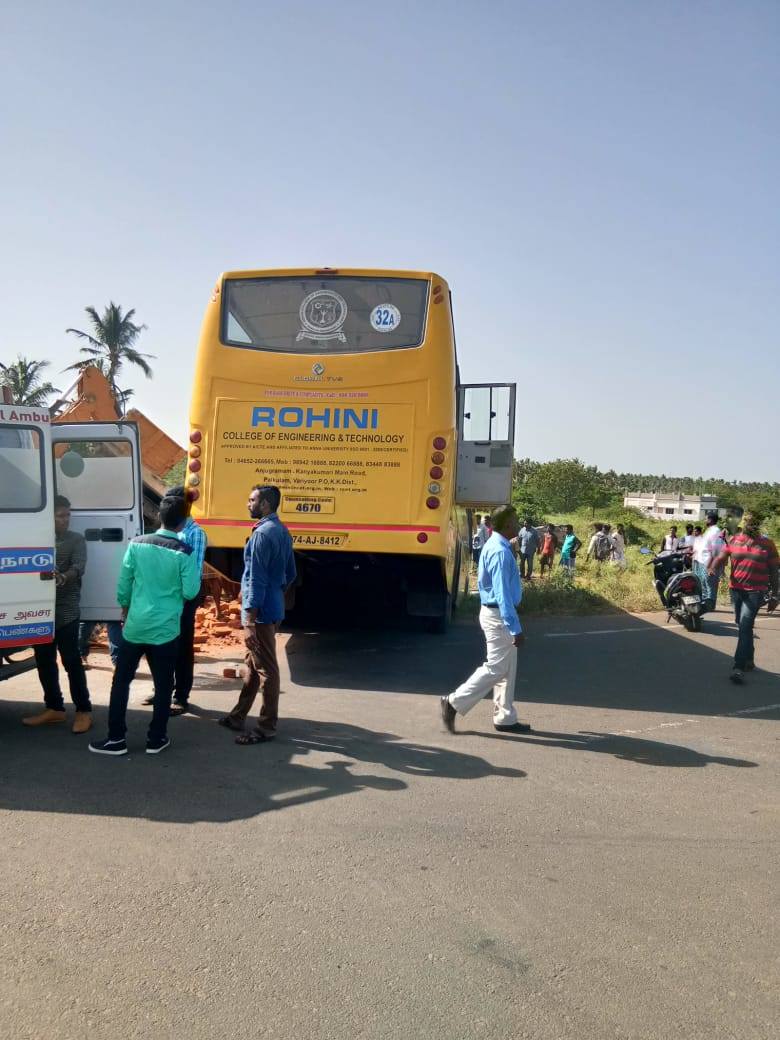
[0,356,60,406]
[65,302,154,409]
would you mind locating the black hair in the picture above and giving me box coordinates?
[252,484,281,512]
[54,495,71,510]
[159,495,187,530]
[166,485,187,499]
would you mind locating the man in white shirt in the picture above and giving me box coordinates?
[660,526,679,553]
[693,511,725,612]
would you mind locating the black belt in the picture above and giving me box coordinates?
[484,602,499,608]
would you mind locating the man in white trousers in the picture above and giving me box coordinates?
[440,504,531,735]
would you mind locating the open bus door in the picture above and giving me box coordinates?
[51,422,143,623]
[455,383,517,508]
[0,399,56,676]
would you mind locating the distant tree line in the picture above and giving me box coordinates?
[512,458,780,525]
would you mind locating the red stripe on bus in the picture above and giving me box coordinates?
[0,636,53,647]
[199,519,441,533]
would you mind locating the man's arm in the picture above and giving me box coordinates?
[243,531,270,622]
[116,544,136,609]
[487,550,522,639]
[190,525,207,573]
[284,542,297,588]
[709,542,730,576]
[180,550,202,602]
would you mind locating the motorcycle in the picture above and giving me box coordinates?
[641,547,704,631]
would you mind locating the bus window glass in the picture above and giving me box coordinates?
[222,276,429,353]
[54,440,134,509]
[462,387,492,441]
[0,425,44,511]
[490,385,511,441]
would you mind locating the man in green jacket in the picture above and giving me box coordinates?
[89,496,201,756]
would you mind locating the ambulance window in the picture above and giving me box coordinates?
[0,425,45,512]
[54,439,134,510]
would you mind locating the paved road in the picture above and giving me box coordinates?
[1,605,778,1040]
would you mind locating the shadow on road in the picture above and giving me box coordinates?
[0,705,525,823]
[474,729,758,769]
[285,606,780,719]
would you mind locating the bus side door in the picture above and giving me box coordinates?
[51,422,143,622]
[455,383,517,507]
[0,408,56,652]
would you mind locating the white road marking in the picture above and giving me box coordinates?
[544,628,662,638]
[723,703,780,717]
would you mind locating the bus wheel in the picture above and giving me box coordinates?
[427,592,452,634]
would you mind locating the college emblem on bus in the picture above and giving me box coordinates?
[296,290,348,343]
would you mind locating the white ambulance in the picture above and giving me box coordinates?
[0,393,142,681]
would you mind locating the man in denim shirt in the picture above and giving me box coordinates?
[220,485,296,744]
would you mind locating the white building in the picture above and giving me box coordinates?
[623,492,718,522]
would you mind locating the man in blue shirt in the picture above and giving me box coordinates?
[441,505,532,735]
[219,485,296,745]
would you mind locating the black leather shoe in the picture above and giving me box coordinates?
[440,696,457,733]
[494,722,532,734]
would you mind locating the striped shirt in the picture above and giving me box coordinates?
[178,516,207,573]
[722,533,779,593]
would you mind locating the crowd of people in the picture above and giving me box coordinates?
[17,490,779,751]
[472,514,628,578]
[21,483,294,755]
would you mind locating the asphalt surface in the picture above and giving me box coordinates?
[1,603,778,1040]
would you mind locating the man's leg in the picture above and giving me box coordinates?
[57,620,92,712]
[227,629,262,725]
[145,639,178,744]
[78,621,98,659]
[449,609,514,719]
[33,638,65,711]
[490,619,519,727]
[253,623,281,733]
[107,640,145,741]
[526,552,535,579]
[173,598,198,706]
[106,621,123,666]
[733,591,761,671]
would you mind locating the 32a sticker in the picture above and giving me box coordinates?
[370,304,401,332]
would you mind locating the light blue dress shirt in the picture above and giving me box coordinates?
[478,532,523,635]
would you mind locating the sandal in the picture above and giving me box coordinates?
[217,716,244,732]
[169,702,189,716]
[235,731,270,746]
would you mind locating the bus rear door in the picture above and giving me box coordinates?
[51,422,143,623]
[455,383,516,507]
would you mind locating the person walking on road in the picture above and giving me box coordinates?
[517,518,540,580]
[693,510,725,613]
[440,505,531,736]
[219,485,296,746]
[709,513,778,684]
[141,485,207,716]
[89,495,201,756]
[559,525,582,577]
[23,495,93,735]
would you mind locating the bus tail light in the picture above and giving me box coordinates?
[189,488,200,502]
[433,436,446,450]
[430,465,443,479]
[426,496,440,509]
[428,482,441,494]
[417,532,428,544]
[188,459,201,473]
[188,475,201,487]
[189,430,202,444]
[431,451,445,465]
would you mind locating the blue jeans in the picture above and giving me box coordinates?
[79,620,123,665]
[730,589,763,670]
[693,561,718,611]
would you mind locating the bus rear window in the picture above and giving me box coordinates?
[222,276,429,353]
[0,425,45,512]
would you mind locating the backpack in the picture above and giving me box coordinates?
[595,531,612,562]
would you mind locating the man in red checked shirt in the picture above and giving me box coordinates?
[709,513,778,684]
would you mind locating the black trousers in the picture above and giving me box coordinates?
[108,637,178,743]
[34,619,91,712]
[173,598,198,705]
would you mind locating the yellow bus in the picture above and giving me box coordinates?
[188,268,515,629]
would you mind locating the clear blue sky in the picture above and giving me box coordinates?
[2,1,777,481]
